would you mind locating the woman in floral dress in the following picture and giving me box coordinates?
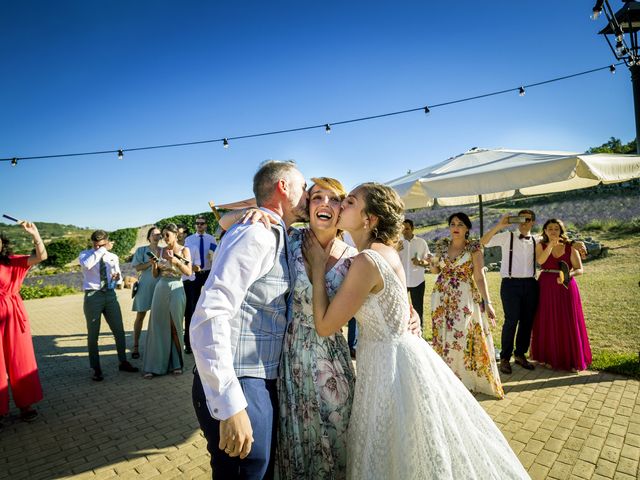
[220,177,356,479]
[430,212,504,399]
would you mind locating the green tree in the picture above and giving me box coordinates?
[44,237,87,268]
[108,228,138,261]
[588,137,637,154]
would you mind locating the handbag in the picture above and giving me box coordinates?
[131,281,139,298]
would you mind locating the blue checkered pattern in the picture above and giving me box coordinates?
[233,225,291,379]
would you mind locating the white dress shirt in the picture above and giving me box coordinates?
[485,231,539,278]
[182,232,217,281]
[399,236,431,288]
[78,247,123,290]
[190,209,285,420]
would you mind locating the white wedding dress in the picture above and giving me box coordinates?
[347,250,530,480]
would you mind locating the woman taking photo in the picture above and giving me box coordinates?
[0,221,47,422]
[130,226,161,359]
[531,218,591,372]
[430,212,504,399]
[143,223,191,378]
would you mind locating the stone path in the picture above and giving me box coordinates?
[0,291,638,479]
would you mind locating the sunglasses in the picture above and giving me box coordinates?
[522,218,533,223]
[195,222,206,225]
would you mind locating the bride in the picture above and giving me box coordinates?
[304,182,530,480]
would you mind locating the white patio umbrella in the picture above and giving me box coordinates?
[387,147,640,233]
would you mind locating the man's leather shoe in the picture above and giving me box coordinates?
[92,368,104,381]
[514,355,535,370]
[184,346,192,355]
[119,361,139,373]
[499,359,512,374]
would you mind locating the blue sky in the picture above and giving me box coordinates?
[0,1,634,230]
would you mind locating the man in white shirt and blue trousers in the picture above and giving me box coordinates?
[482,211,538,375]
[182,216,217,354]
[79,230,139,382]
[398,219,431,328]
[190,160,308,479]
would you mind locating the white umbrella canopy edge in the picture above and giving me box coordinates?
[390,148,640,208]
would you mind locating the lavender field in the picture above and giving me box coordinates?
[408,189,639,243]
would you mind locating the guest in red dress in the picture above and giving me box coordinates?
[0,221,48,422]
[531,218,591,372]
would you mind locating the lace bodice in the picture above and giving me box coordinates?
[355,249,410,343]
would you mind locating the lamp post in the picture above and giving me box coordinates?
[592,0,640,153]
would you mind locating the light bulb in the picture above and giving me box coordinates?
[11,158,18,167]
[424,106,430,114]
[223,138,229,148]
[325,124,331,134]
[518,86,525,97]
[117,149,124,160]
[609,64,616,74]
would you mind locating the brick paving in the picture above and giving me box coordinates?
[0,291,638,479]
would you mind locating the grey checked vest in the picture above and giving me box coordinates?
[233,224,291,378]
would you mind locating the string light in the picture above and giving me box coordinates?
[0,62,624,165]
[591,1,603,20]
[609,64,616,74]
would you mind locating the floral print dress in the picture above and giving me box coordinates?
[275,229,357,480]
[430,238,504,399]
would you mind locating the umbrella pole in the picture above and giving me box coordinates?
[479,194,484,236]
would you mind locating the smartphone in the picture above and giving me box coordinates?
[146,250,159,261]
[2,214,19,223]
[507,216,527,224]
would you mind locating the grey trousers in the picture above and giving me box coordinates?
[83,290,127,370]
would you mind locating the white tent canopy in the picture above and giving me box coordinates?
[387,148,640,210]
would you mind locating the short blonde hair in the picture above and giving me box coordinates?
[310,177,347,199]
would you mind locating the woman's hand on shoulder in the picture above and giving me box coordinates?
[241,209,278,229]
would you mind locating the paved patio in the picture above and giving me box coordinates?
[0,291,638,479]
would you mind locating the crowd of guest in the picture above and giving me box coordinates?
[0,204,591,431]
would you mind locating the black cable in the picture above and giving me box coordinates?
[0,62,625,163]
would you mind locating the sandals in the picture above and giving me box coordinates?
[143,373,154,380]
[172,369,183,376]
[131,349,140,360]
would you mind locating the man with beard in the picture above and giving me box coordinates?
[190,160,308,479]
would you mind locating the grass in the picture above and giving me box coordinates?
[420,230,640,379]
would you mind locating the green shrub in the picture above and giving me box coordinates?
[108,228,138,261]
[20,281,78,300]
[156,212,219,236]
[43,237,87,268]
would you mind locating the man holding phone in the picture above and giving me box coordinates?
[397,219,431,327]
[481,210,538,374]
[79,230,139,381]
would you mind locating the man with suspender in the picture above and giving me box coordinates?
[482,210,538,374]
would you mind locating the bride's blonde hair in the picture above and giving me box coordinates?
[357,182,405,245]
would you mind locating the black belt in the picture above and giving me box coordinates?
[196,270,210,275]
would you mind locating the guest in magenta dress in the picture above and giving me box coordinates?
[0,221,48,422]
[531,218,591,372]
